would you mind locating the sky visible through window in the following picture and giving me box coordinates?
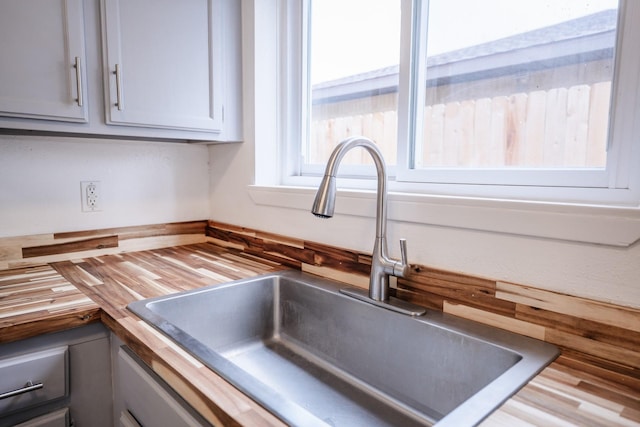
[310,0,618,84]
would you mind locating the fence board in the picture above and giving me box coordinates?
[586,82,611,167]
[474,98,492,166]
[507,93,528,166]
[524,91,547,166]
[564,85,590,166]
[490,96,509,166]
[543,88,569,166]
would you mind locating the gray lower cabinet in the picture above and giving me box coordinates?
[0,324,112,427]
[111,335,212,427]
[0,326,211,427]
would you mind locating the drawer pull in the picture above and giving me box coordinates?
[74,56,83,107]
[0,381,43,400]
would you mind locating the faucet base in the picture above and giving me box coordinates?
[340,287,426,317]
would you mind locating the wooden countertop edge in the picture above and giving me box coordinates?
[0,307,102,345]
[100,308,286,427]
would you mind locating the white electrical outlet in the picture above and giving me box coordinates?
[81,181,101,212]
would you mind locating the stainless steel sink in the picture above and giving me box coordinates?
[128,270,558,427]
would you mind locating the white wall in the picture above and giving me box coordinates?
[208,131,640,309]
[0,134,209,237]
[208,0,640,310]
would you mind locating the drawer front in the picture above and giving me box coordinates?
[14,408,69,427]
[0,346,68,414]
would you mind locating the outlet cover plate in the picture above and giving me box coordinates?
[81,181,101,212]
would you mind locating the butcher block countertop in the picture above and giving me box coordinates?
[1,242,638,426]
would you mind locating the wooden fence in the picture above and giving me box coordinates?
[308,81,611,168]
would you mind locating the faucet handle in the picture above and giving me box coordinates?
[399,238,408,266]
[393,239,410,278]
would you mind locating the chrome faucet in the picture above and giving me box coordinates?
[312,136,425,316]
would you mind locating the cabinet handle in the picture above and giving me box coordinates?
[74,56,83,107]
[114,64,123,111]
[0,381,44,400]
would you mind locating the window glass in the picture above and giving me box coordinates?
[304,0,619,175]
[414,0,618,170]
[305,0,401,171]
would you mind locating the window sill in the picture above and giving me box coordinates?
[248,185,640,247]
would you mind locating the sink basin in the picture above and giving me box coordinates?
[128,270,558,427]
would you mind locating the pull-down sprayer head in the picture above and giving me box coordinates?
[311,136,387,234]
[311,175,337,218]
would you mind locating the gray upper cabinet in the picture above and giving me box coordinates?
[101,0,224,133]
[0,0,241,142]
[0,0,89,123]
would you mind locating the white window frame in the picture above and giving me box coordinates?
[248,0,640,247]
[394,0,640,207]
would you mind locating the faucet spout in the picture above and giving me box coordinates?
[312,136,388,238]
[312,137,422,316]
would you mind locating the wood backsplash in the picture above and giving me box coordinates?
[0,221,209,269]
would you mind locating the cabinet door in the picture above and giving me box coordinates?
[101,0,223,133]
[115,345,211,427]
[0,0,88,122]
